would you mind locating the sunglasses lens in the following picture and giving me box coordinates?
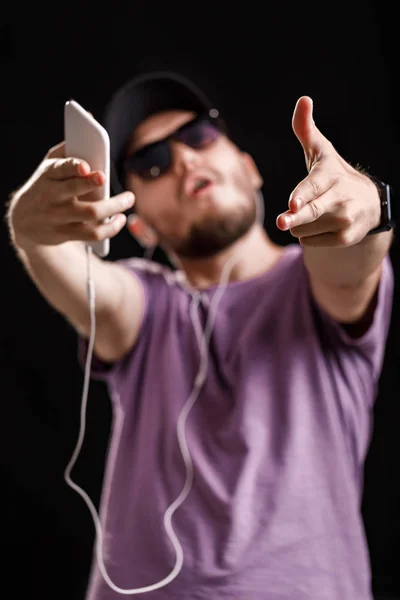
[126,142,171,179]
[177,118,220,148]
[124,116,222,179]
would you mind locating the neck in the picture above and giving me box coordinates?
[174,223,284,289]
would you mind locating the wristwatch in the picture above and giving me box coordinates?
[367,179,396,235]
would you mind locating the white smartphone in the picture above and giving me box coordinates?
[64,99,110,258]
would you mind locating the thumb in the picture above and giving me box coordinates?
[292,96,330,170]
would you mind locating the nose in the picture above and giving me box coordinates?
[170,140,201,176]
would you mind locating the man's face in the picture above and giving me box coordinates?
[124,110,262,259]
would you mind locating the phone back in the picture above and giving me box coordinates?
[64,100,110,257]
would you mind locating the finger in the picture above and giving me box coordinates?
[62,213,128,243]
[298,232,349,248]
[45,171,103,204]
[297,211,367,247]
[59,191,135,223]
[53,172,110,202]
[277,187,336,232]
[287,165,335,213]
[292,96,332,170]
[286,213,339,238]
[46,142,66,159]
[47,157,92,180]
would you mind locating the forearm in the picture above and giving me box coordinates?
[303,230,393,289]
[12,239,122,337]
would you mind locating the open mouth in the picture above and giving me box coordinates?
[193,178,213,195]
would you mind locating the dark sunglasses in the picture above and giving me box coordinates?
[122,112,224,180]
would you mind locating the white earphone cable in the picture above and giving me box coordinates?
[63,190,264,594]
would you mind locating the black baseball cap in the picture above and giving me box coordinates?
[102,70,226,193]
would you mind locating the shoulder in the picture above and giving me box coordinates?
[116,257,186,290]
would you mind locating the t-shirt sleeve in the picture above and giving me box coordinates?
[76,258,169,383]
[307,253,394,384]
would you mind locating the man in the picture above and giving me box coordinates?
[7,71,395,599]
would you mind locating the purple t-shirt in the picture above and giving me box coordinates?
[78,243,393,600]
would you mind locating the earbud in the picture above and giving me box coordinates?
[127,214,142,236]
[127,214,157,248]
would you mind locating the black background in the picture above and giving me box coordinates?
[2,1,399,598]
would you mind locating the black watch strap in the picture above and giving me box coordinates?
[367,179,395,235]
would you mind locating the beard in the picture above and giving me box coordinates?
[167,197,257,259]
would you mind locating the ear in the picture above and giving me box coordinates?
[241,152,263,189]
[127,214,159,248]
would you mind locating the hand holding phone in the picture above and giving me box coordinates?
[64,100,111,257]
